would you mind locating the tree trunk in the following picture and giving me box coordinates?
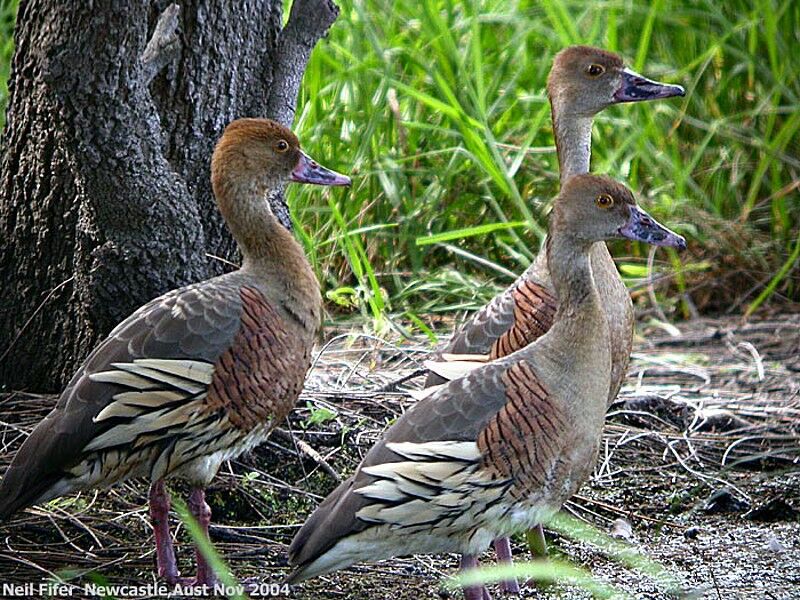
[0,0,339,391]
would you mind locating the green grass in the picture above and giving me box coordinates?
[0,0,15,119]
[0,0,797,332]
[291,0,800,331]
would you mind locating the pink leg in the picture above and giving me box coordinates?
[493,537,520,594]
[459,554,492,600]
[149,479,180,584]
[186,487,218,588]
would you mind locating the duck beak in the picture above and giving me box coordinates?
[619,205,686,249]
[291,152,351,186]
[614,68,685,103]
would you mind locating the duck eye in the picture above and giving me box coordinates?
[595,194,614,208]
[586,63,605,77]
[275,140,289,153]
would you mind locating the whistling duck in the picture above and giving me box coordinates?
[0,118,350,587]
[423,46,685,590]
[287,174,686,599]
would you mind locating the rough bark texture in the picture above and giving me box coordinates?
[0,0,339,391]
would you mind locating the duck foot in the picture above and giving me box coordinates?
[492,537,520,594]
[150,483,220,589]
[459,554,492,600]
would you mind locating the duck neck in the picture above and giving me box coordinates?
[545,229,601,324]
[551,100,594,184]
[213,174,322,331]
[215,177,285,265]
[541,227,610,426]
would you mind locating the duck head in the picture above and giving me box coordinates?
[210,118,351,256]
[547,45,685,116]
[554,174,686,249]
[211,118,351,198]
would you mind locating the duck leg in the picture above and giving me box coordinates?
[459,554,492,600]
[185,487,218,588]
[148,479,180,584]
[493,537,520,594]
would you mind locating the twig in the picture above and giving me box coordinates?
[270,427,341,482]
[377,368,428,392]
[736,340,765,381]
[0,276,74,366]
[206,253,241,269]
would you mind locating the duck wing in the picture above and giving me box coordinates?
[288,357,566,582]
[424,270,557,386]
[0,275,306,518]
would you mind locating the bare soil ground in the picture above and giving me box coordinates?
[0,314,798,600]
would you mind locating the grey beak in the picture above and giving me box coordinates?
[614,67,685,103]
[618,205,687,249]
[290,151,351,186]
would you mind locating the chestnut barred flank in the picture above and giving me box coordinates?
[479,362,567,501]
[205,286,309,431]
[490,281,558,360]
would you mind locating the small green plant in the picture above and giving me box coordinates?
[240,470,260,488]
[304,401,339,427]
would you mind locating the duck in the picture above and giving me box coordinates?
[421,46,685,589]
[0,118,351,587]
[287,174,686,600]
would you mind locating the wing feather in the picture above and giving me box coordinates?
[423,268,556,387]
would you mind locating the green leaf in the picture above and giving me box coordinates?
[416,221,528,246]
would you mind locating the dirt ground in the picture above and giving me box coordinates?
[0,314,798,599]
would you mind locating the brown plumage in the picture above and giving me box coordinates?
[287,175,686,599]
[204,286,308,430]
[0,117,350,586]
[477,362,566,500]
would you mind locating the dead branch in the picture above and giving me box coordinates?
[140,3,181,85]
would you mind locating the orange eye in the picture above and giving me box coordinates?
[586,63,605,77]
[595,194,614,208]
[275,140,289,152]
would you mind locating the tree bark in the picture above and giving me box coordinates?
[0,0,339,391]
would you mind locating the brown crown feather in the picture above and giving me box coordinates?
[561,173,636,206]
[219,118,300,150]
[552,45,624,71]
